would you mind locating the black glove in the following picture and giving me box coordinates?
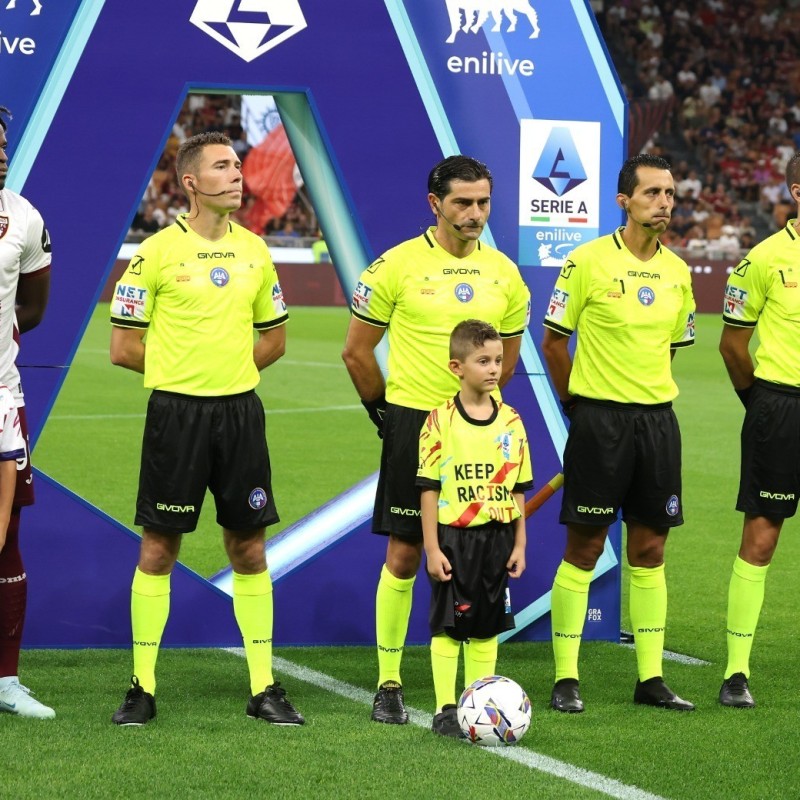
[362,395,387,438]
[560,396,577,420]
[735,385,753,408]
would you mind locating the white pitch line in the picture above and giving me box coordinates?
[47,405,362,421]
[619,643,710,667]
[224,649,668,800]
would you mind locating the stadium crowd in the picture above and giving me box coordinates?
[596,0,800,259]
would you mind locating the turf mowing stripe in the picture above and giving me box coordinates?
[619,642,710,667]
[48,405,362,421]
[225,649,668,800]
[77,349,345,369]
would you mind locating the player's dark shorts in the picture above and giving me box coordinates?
[429,522,516,641]
[135,389,279,535]
[13,403,34,508]
[560,398,684,528]
[372,403,430,541]
[737,379,800,519]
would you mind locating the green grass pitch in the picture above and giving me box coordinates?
[7,309,799,799]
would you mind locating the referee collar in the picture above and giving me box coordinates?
[423,227,482,252]
[612,227,662,254]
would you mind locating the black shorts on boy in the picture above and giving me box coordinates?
[429,522,516,641]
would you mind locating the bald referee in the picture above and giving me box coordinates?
[542,154,696,714]
[342,155,530,724]
[718,152,800,709]
[109,131,303,726]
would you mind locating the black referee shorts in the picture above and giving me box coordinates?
[560,398,684,529]
[737,380,800,519]
[372,403,430,541]
[428,522,516,641]
[135,390,279,534]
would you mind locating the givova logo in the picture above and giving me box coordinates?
[190,0,307,63]
[444,0,540,43]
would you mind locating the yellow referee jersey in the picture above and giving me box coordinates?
[417,396,533,528]
[350,229,530,410]
[110,215,288,396]
[723,220,800,386]
[543,228,695,404]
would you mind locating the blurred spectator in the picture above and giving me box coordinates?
[273,222,300,239]
[312,236,331,263]
[717,225,742,259]
[676,169,702,200]
[597,0,800,259]
[131,203,160,235]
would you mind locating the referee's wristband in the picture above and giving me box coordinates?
[361,394,387,438]
[735,385,753,408]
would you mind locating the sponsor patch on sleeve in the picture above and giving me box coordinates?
[351,280,373,312]
[546,288,568,323]
[271,282,286,314]
[111,284,147,320]
[724,284,748,319]
[685,311,696,340]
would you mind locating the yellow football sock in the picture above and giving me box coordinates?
[375,564,415,687]
[725,556,769,679]
[431,633,461,712]
[232,570,274,695]
[463,636,498,689]
[551,561,592,682]
[629,564,667,681]
[131,568,170,695]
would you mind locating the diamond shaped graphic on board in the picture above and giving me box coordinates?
[532,127,587,197]
[190,0,307,63]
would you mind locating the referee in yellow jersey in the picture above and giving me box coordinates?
[542,154,696,714]
[342,156,530,724]
[718,152,800,709]
[109,132,303,726]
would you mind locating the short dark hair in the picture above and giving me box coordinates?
[785,152,800,193]
[176,131,232,182]
[0,106,11,133]
[450,319,501,361]
[428,155,493,199]
[617,154,671,196]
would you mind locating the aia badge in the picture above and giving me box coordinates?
[0,216,8,241]
[210,267,230,287]
[638,286,655,306]
[249,487,268,509]
[666,495,680,517]
[455,283,474,303]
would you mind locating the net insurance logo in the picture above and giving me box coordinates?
[518,120,600,267]
[444,0,540,77]
[190,0,306,63]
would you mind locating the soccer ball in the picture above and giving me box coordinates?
[457,675,531,746]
